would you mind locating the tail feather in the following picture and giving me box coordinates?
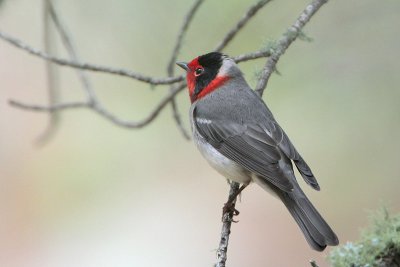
[253,175,339,251]
[279,187,339,251]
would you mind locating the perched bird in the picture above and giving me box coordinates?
[176,52,339,251]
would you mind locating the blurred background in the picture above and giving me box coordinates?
[0,0,399,266]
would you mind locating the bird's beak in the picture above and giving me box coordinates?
[176,62,189,71]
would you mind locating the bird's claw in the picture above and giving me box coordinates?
[222,202,240,222]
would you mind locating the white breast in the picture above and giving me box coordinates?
[190,114,251,185]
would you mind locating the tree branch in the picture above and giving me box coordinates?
[0,30,184,85]
[9,100,88,111]
[255,0,329,97]
[7,47,270,130]
[36,0,61,145]
[216,182,240,267]
[166,0,204,140]
[166,0,204,76]
[9,82,186,128]
[48,0,97,103]
[214,0,273,52]
[90,82,186,128]
[232,49,271,63]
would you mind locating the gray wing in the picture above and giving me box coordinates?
[261,119,320,190]
[194,113,294,192]
[193,81,319,191]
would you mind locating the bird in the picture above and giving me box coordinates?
[176,52,339,251]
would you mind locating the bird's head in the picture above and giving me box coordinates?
[177,52,240,103]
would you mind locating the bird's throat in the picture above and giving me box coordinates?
[190,75,230,103]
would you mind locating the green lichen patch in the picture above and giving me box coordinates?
[329,207,400,267]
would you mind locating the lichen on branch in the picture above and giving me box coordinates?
[329,207,400,267]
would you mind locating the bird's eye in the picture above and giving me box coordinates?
[194,67,204,76]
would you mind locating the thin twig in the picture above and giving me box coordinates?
[36,0,60,145]
[216,182,240,267]
[48,0,97,103]
[233,49,271,63]
[169,99,191,139]
[0,30,183,85]
[166,0,204,76]
[46,1,177,133]
[214,0,272,52]
[255,0,329,96]
[9,82,186,128]
[9,100,88,111]
[166,0,203,140]
[91,83,186,128]
[7,48,271,129]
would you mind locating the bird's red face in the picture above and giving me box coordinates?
[177,52,230,103]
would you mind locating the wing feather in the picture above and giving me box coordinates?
[261,121,320,190]
[195,116,294,192]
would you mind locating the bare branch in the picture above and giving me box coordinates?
[232,49,271,63]
[9,100,88,111]
[0,30,183,85]
[48,0,97,103]
[166,0,204,140]
[167,0,204,76]
[9,48,273,132]
[90,83,186,128]
[6,47,271,133]
[216,182,240,267]
[7,47,272,134]
[9,82,186,129]
[214,0,272,52]
[36,0,61,145]
[169,99,191,139]
[255,0,329,96]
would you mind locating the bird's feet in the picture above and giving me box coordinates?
[222,201,240,215]
[222,201,240,222]
[221,182,248,222]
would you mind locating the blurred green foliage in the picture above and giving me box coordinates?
[329,207,400,267]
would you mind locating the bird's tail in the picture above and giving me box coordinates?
[278,186,339,251]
